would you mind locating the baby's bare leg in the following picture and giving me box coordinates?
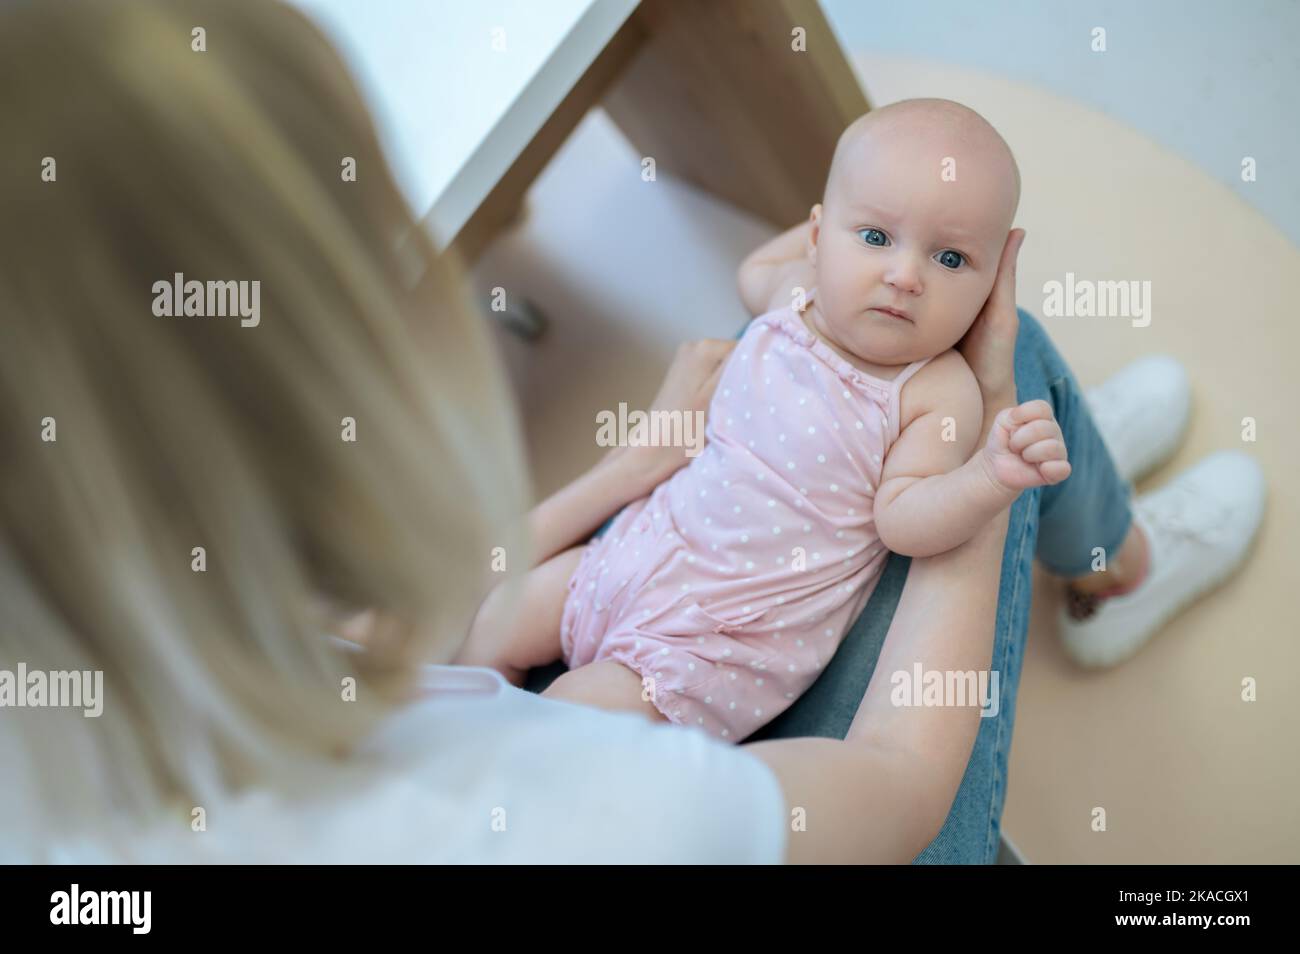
[454,545,586,686]
[542,660,669,724]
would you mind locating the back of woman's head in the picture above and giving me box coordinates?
[0,0,528,848]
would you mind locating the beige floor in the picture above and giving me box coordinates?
[472,54,1300,863]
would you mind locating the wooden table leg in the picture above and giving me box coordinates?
[446,13,650,263]
[601,0,870,227]
[448,0,868,261]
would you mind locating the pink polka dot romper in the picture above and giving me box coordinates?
[559,288,932,743]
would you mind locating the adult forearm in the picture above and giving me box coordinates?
[750,505,1013,863]
[847,505,1012,811]
[526,448,656,567]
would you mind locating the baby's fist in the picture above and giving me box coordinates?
[981,399,1072,492]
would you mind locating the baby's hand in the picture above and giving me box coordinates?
[980,399,1071,492]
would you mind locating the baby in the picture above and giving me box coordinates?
[466,99,1068,742]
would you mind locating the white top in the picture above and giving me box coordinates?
[15,666,788,863]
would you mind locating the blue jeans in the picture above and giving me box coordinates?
[525,308,1133,863]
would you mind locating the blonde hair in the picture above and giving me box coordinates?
[0,0,528,850]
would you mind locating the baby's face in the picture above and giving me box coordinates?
[808,118,1017,366]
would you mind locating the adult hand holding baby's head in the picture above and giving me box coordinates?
[959,228,1026,437]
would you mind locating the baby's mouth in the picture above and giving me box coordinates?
[868,305,912,323]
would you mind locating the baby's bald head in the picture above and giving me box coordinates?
[804,99,1022,366]
[823,98,1020,229]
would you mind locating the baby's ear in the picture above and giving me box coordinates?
[808,204,822,262]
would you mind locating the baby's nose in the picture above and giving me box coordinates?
[884,257,923,294]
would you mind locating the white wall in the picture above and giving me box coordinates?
[821,0,1300,247]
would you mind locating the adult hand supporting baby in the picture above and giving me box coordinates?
[522,339,736,571]
[952,229,1069,494]
[612,338,737,495]
[958,228,1026,440]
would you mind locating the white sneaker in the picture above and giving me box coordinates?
[1085,355,1191,484]
[1059,451,1266,669]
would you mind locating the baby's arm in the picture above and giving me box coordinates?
[873,352,1066,558]
[737,222,817,316]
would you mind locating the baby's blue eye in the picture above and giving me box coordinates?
[858,228,888,247]
[935,250,964,269]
